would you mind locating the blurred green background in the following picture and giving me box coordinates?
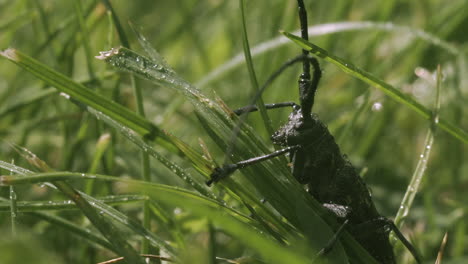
[0,0,467,263]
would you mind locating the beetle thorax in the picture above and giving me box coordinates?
[271,108,323,146]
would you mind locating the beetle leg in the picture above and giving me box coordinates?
[206,145,301,186]
[312,219,350,262]
[350,217,422,264]
[233,102,299,115]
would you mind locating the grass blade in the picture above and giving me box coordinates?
[239,0,273,137]
[0,195,148,212]
[395,65,442,227]
[29,211,115,251]
[0,48,157,139]
[197,21,459,89]
[282,30,468,144]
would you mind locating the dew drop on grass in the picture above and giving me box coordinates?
[59,92,71,100]
[371,102,383,112]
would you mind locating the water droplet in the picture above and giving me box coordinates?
[371,102,383,112]
[59,92,71,100]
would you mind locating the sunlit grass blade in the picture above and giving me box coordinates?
[282,31,468,144]
[0,48,157,139]
[395,66,442,227]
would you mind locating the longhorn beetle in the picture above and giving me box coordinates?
[206,1,421,263]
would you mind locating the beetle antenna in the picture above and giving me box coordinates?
[297,0,321,119]
[297,0,310,78]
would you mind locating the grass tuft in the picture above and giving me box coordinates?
[0,1,466,263]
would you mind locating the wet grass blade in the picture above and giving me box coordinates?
[9,165,17,236]
[0,195,147,212]
[0,195,116,251]
[395,65,442,227]
[282,31,468,144]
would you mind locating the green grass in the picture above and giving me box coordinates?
[0,0,467,263]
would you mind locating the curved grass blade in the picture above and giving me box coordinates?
[1,194,116,251]
[0,171,249,224]
[0,161,172,261]
[0,170,261,257]
[128,182,310,264]
[282,31,468,144]
[197,21,459,89]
